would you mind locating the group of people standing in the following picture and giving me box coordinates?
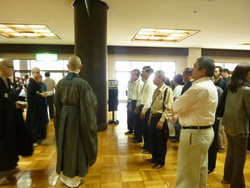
[126,67,173,169]
[0,56,97,187]
[13,69,56,146]
[126,57,250,188]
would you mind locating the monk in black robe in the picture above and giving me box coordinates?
[54,56,98,187]
[0,58,21,185]
[26,67,48,146]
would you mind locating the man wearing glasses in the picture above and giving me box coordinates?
[26,67,48,147]
[172,57,218,188]
[0,58,22,185]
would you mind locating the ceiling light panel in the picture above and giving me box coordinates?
[132,28,200,42]
[0,24,60,39]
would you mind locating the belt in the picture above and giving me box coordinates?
[182,126,211,130]
[152,113,162,118]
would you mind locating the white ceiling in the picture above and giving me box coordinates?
[0,0,250,50]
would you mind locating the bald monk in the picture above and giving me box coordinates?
[26,67,48,147]
[54,55,98,187]
[0,58,22,185]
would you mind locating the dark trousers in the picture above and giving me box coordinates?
[208,118,219,171]
[131,100,142,142]
[127,102,133,133]
[140,108,151,151]
[17,96,26,101]
[47,95,54,118]
[223,133,247,188]
[149,115,169,165]
[172,121,181,141]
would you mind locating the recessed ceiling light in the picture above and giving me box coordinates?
[132,28,200,42]
[0,24,60,39]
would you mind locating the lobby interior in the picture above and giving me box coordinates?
[1,0,250,187]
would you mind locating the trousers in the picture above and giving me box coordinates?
[149,115,168,165]
[223,133,247,188]
[131,100,142,142]
[175,126,214,188]
[208,118,219,171]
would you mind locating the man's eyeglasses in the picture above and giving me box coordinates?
[6,66,13,69]
[192,64,198,69]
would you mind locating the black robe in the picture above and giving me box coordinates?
[0,78,19,171]
[54,72,98,178]
[26,78,47,142]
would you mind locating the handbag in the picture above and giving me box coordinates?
[216,87,228,118]
[19,87,27,97]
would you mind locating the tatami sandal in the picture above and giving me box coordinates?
[33,143,39,147]
[0,177,10,186]
[221,180,230,184]
[81,177,87,184]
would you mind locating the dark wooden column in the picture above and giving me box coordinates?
[73,0,109,131]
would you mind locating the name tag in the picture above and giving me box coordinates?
[4,93,8,98]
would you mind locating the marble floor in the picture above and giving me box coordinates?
[2,103,250,187]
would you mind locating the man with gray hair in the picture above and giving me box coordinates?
[146,70,173,169]
[172,57,218,188]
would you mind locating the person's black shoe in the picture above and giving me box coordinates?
[132,140,142,144]
[125,131,133,134]
[141,151,150,154]
[152,164,164,169]
[145,158,155,163]
[138,146,146,149]
[208,169,213,174]
[221,180,230,184]
[170,139,179,143]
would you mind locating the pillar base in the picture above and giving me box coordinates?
[97,122,108,132]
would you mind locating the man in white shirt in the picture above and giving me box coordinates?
[125,77,133,134]
[43,72,56,119]
[23,75,29,86]
[172,56,218,188]
[173,74,183,100]
[136,66,156,153]
[129,69,143,143]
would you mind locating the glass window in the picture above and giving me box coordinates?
[115,61,131,71]
[161,62,176,72]
[131,61,160,71]
[13,60,20,70]
[215,62,239,71]
[63,60,69,71]
[14,72,31,79]
[30,60,64,70]
[13,60,31,70]
[165,72,175,80]
[48,72,63,85]
[115,72,131,100]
